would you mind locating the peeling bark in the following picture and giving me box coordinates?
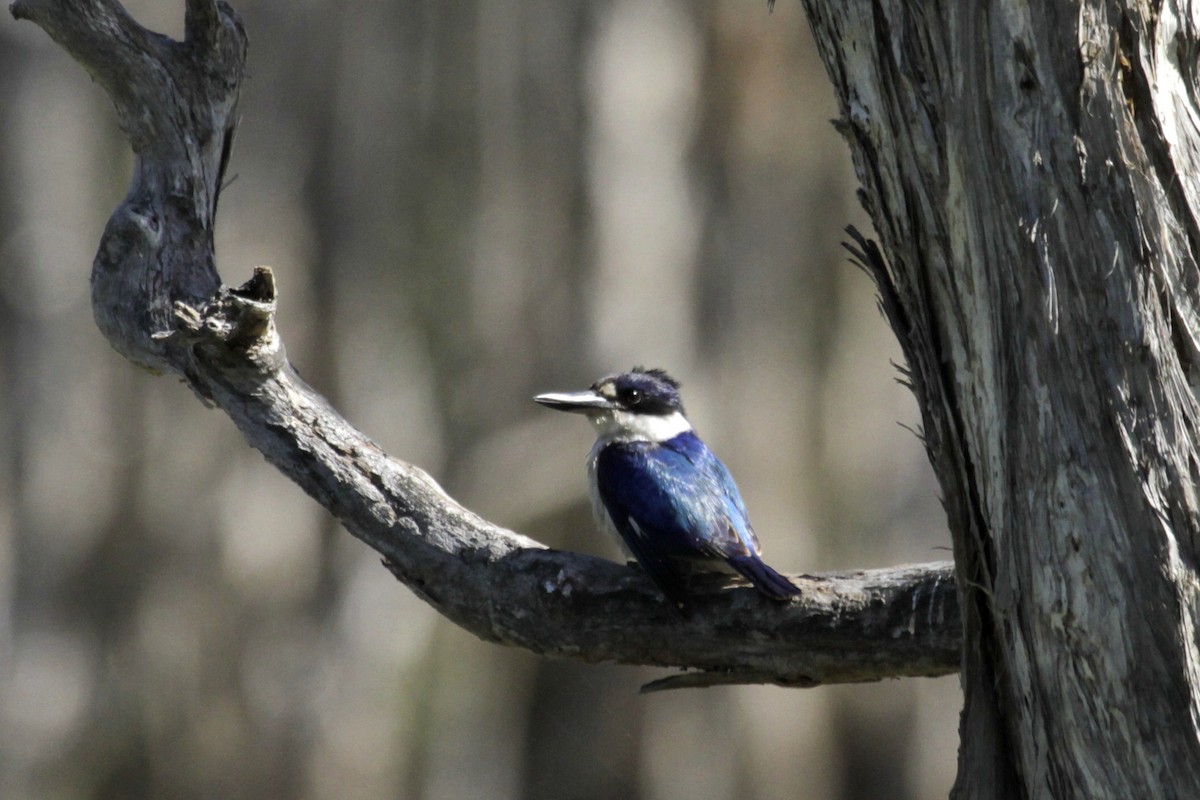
[9,0,961,691]
[810,0,1200,796]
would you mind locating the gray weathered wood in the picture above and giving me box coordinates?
[10,0,962,690]
[808,0,1200,796]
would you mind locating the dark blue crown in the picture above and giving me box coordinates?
[596,367,684,415]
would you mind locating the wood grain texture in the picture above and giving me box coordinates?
[10,0,963,690]
[811,0,1200,795]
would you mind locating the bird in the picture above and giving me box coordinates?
[535,367,800,611]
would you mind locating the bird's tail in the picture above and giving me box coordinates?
[727,555,801,601]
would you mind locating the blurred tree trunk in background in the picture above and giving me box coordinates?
[11,1,1200,799]
[804,0,1200,796]
[0,2,950,800]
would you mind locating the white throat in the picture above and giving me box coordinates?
[589,409,691,443]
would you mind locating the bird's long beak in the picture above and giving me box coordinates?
[534,389,614,413]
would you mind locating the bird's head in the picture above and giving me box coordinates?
[535,367,692,442]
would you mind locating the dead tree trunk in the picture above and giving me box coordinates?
[16,0,1200,794]
[805,0,1200,796]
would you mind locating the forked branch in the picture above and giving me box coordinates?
[10,0,961,688]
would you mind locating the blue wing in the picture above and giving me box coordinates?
[595,433,797,605]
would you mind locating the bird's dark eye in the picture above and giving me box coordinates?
[623,388,643,406]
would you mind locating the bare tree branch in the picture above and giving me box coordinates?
[10,0,961,688]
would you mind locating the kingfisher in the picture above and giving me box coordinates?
[535,368,800,610]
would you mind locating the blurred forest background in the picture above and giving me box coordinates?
[0,1,958,798]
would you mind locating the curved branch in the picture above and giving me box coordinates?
[10,0,962,688]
